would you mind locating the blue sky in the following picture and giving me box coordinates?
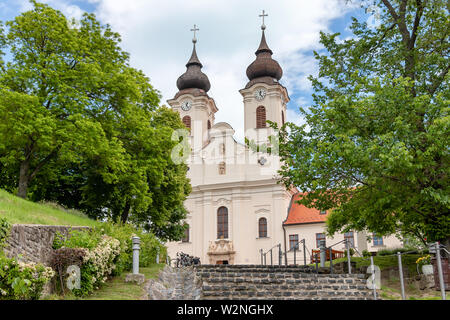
[0,0,373,142]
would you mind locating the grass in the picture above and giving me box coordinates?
[379,284,450,300]
[0,189,99,227]
[43,264,166,300]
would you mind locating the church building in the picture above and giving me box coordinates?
[166,16,402,265]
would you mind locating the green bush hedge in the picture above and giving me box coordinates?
[0,255,55,300]
[377,247,422,256]
[52,222,166,296]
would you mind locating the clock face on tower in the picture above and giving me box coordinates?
[254,88,266,101]
[181,100,192,111]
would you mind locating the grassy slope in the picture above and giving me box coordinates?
[0,189,99,227]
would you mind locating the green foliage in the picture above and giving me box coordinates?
[0,2,191,239]
[53,223,166,296]
[61,229,102,250]
[377,247,419,256]
[0,217,10,249]
[362,250,371,258]
[55,231,120,297]
[93,222,166,275]
[52,232,65,250]
[344,248,355,257]
[273,0,449,243]
[0,255,55,300]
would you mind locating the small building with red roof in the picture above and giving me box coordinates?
[281,193,403,265]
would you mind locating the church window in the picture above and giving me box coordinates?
[256,106,266,128]
[182,224,189,243]
[182,116,191,131]
[281,111,285,125]
[258,217,267,238]
[217,207,228,239]
[218,162,226,175]
[220,143,225,155]
[207,120,211,130]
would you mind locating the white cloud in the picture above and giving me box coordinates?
[86,0,354,142]
[8,0,355,142]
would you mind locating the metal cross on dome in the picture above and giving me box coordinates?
[191,24,199,43]
[259,10,268,29]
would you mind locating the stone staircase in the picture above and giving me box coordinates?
[194,265,374,300]
[146,266,202,300]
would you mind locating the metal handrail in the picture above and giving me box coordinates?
[326,239,347,249]
[260,243,283,266]
[262,243,280,255]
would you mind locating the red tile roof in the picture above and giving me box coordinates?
[283,193,329,225]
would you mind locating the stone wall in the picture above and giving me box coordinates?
[147,265,374,300]
[3,224,90,266]
[195,265,373,300]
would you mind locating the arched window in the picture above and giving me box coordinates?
[217,206,228,239]
[182,116,191,131]
[258,217,267,238]
[256,106,266,128]
[218,162,226,175]
[182,224,189,242]
[281,111,285,125]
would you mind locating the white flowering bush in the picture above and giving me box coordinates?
[0,255,55,300]
[71,235,120,296]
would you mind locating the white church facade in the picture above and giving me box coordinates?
[166,20,402,265]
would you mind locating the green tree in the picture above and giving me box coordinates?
[0,1,191,240]
[0,1,130,198]
[274,0,449,246]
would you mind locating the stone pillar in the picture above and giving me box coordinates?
[132,236,140,274]
[125,236,145,284]
[319,240,326,268]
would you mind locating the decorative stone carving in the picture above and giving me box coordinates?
[207,239,236,265]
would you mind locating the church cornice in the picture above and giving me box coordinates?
[188,178,285,194]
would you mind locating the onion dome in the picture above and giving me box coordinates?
[246,29,283,82]
[176,41,211,92]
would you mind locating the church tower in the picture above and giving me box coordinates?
[239,12,289,144]
[167,25,218,151]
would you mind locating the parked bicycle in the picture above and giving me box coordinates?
[175,252,201,267]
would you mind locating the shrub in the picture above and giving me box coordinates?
[54,231,120,297]
[377,247,416,256]
[61,229,102,250]
[72,235,120,297]
[362,250,371,258]
[344,248,355,257]
[0,218,10,249]
[94,222,166,275]
[52,222,166,296]
[0,256,55,300]
[49,248,86,295]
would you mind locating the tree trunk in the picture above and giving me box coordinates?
[18,159,30,199]
[120,200,131,224]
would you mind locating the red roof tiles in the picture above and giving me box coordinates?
[283,193,329,225]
